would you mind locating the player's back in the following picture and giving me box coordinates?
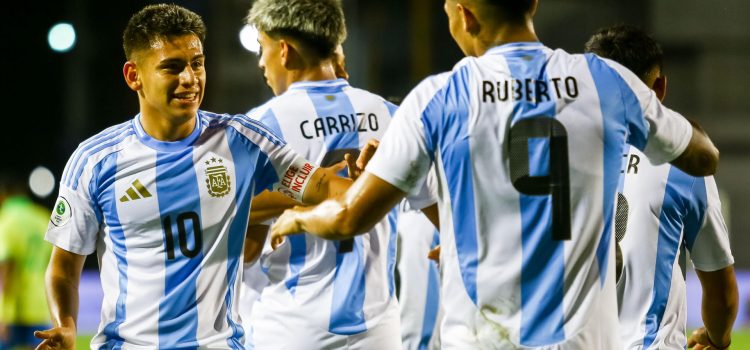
[617,146,733,349]
[248,78,400,336]
[392,42,689,348]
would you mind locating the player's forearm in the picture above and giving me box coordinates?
[294,199,371,240]
[670,119,719,177]
[698,267,738,347]
[45,247,86,331]
[301,168,352,206]
[45,270,80,330]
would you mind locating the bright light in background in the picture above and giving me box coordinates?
[29,166,55,198]
[48,22,76,53]
[240,25,260,54]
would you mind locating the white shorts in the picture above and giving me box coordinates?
[249,298,403,350]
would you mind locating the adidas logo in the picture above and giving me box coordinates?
[120,179,153,202]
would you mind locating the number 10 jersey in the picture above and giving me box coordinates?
[366,42,693,348]
[46,111,307,349]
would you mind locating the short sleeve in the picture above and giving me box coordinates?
[234,116,317,202]
[45,184,101,255]
[685,176,734,272]
[603,59,692,164]
[404,165,438,210]
[366,74,450,195]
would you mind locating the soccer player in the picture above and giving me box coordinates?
[242,1,434,348]
[0,171,52,350]
[34,4,352,349]
[585,25,737,350]
[270,0,720,348]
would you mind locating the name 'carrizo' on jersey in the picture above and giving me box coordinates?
[299,112,381,139]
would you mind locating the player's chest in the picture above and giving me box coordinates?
[96,144,248,236]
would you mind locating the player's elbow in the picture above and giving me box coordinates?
[330,204,372,239]
[671,145,719,177]
[691,146,719,177]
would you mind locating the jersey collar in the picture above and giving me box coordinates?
[287,78,350,93]
[485,42,546,56]
[133,112,203,152]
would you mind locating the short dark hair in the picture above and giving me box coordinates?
[481,0,535,23]
[123,4,207,61]
[246,0,346,59]
[584,25,663,80]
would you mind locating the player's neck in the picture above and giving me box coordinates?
[473,22,539,56]
[140,111,196,142]
[289,63,338,85]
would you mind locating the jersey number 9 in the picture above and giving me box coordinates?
[509,117,571,241]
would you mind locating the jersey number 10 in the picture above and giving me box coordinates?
[509,117,571,240]
[162,211,203,260]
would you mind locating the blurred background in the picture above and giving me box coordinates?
[1,0,749,344]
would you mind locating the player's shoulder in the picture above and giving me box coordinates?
[341,84,399,112]
[199,109,285,147]
[62,118,138,187]
[74,118,135,150]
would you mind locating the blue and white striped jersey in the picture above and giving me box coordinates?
[617,146,733,350]
[248,79,407,337]
[366,42,694,348]
[46,111,311,349]
[397,201,441,350]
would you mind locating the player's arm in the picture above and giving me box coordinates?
[34,247,85,350]
[272,171,407,241]
[245,224,270,264]
[250,164,351,224]
[421,203,439,229]
[250,139,381,224]
[669,118,719,177]
[688,266,738,350]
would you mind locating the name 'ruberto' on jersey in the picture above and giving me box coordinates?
[481,76,579,103]
[299,112,380,139]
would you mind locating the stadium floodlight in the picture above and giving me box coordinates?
[48,22,76,53]
[239,25,260,54]
[29,166,55,198]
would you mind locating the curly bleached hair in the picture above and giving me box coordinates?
[246,0,346,59]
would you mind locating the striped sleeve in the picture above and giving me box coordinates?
[686,176,734,271]
[366,73,452,194]
[46,145,107,255]
[604,59,692,165]
[225,113,316,202]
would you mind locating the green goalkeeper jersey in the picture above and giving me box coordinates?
[0,196,52,325]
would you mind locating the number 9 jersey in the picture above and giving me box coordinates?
[45,111,310,349]
[365,42,693,349]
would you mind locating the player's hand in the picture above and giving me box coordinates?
[34,326,76,350]
[428,245,441,266]
[325,159,348,174]
[688,327,730,349]
[270,207,305,249]
[345,139,379,181]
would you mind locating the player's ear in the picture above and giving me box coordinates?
[279,40,304,70]
[123,61,141,91]
[279,39,291,69]
[529,0,539,17]
[458,3,480,36]
[653,75,667,102]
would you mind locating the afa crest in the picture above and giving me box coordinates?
[204,156,231,198]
